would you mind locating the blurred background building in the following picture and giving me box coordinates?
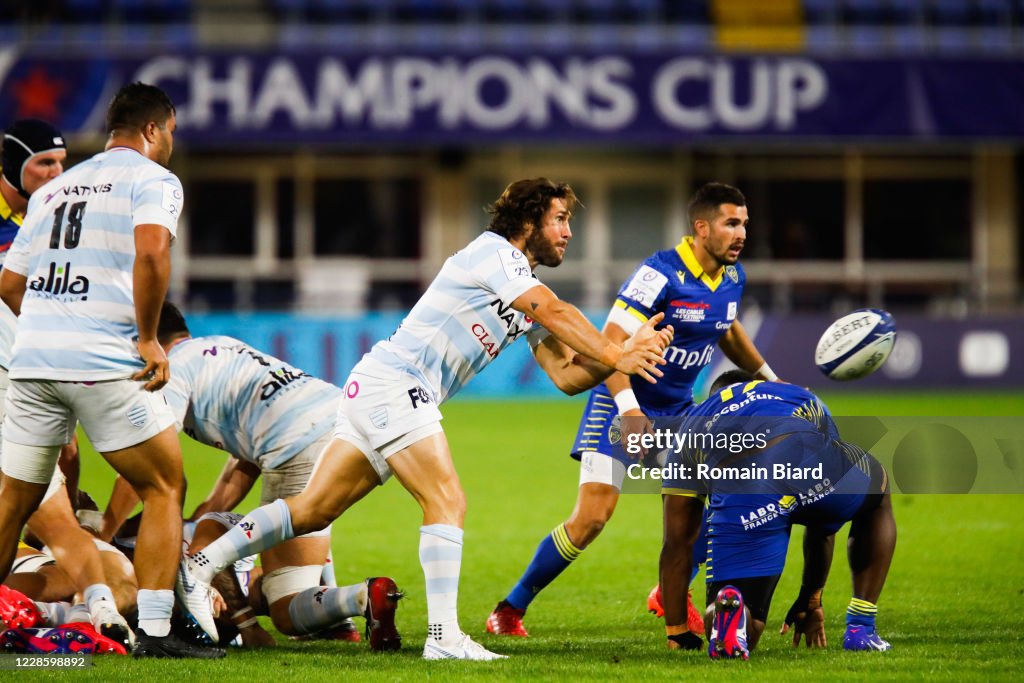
[2,0,1022,391]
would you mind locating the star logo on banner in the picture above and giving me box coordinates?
[10,66,67,120]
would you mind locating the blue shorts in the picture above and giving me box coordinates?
[700,436,884,583]
[569,387,706,569]
[570,386,690,461]
[570,388,618,459]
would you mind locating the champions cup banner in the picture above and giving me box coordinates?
[3,48,1024,143]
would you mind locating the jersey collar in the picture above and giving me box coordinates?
[676,236,722,292]
[0,187,23,226]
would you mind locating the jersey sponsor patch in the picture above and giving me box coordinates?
[499,248,532,281]
[671,300,708,323]
[622,265,667,308]
[161,181,183,217]
[727,301,737,321]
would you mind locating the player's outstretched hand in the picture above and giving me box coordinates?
[780,601,827,648]
[133,338,170,391]
[619,313,673,383]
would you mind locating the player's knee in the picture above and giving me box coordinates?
[133,474,184,505]
[263,565,323,636]
[566,515,608,548]
[267,597,299,635]
[446,487,467,521]
[418,484,466,526]
[291,498,338,534]
[583,517,606,542]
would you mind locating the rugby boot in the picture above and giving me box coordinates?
[486,601,528,636]
[0,585,41,629]
[364,577,403,651]
[133,629,226,659]
[708,585,749,660]
[843,625,892,651]
[423,632,507,661]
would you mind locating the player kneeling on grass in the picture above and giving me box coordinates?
[99,303,403,650]
[99,504,277,649]
[658,370,896,658]
[1,492,138,655]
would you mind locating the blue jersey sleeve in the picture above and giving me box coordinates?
[607,257,670,334]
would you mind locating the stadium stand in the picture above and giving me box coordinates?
[1,1,1020,314]
[1,0,1020,53]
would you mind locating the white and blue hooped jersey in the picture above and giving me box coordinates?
[5,148,183,381]
[163,335,341,470]
[365,231,547,404]
[606,236,746,414]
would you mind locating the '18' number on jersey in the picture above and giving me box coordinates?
[50,201,86,249]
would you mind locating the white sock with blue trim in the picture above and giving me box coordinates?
[420,524,463,644]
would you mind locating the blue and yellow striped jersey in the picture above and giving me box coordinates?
[606,236,746,414]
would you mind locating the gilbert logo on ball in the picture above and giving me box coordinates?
[815,309,897,381]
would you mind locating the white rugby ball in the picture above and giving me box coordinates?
[815,309,897,381]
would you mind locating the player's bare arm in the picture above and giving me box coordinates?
[132,223,172,390]
[0,268,27,316]
[189,457,261,521]
[512,284,672,383]
[718,319,777,381]
[98,475,141,542]
[532,316,672,394]
[530,334,604,395]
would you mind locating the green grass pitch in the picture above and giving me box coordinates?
[30,391,1024,681]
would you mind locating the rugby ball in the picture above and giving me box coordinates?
[814,309,897,381]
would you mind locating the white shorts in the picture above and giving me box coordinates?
[578,450,627,490]
[11,551,55,574]
[261,435,333,540]
[0,369,65,496]
[41,537,122,557]
[334,360,443,482]
[3,378,175,452]
[259,431,332,506]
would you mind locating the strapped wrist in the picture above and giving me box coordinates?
[798,586,823,609]
[613,389,640,415]
[756,362,778,381]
